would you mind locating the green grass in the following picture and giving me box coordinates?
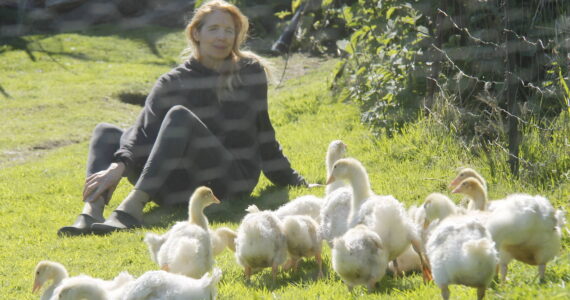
[1,25,569,299]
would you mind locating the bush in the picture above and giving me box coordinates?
[321,0,570,187]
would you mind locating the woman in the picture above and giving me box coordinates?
[58,0,307,236]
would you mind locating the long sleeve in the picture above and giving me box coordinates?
[253,68,306,187]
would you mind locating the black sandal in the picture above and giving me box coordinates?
[90,210,142,235]
[57,214,100,237]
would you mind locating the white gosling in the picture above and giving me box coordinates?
[281,215,324,278]
[319,188,351,248]
[122,268,222,300]
[235,204,288,281]
[147,224,236,260]
[33,261,69,300]
[408,203,428,226]
[51,277,109,300]
[423,193,462,227]
[389,193,470,277]
[273,141,346,224]
[327,158,433,281]
[275,140,346,224]
[320,140,352,247]
[388,202,431,276]
[427,215,498,300]
[421,192,481,240]
[332,224,389,291]
[210,227,237,257]
[271,141,345,224]
[325,140,348,195]
[449,167,488,191]
[146,186,220,278]
[449,167,488,210]
[387,244,422,277]
[274,194,323,223]
[51,272,134,300]
[144,232,169,265]
[452,178,565,282]
[33,261,134,300]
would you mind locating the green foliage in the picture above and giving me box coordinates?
[323,0,570,188]
[275,10,292,20]
[194,0,206,9]
[291,0,303,12]
[271,0,353,55]
[516,112,570,188]
[332,0,428,136]
[558,67,570,113]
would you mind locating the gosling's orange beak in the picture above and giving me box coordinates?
[451,186,461,194]
[326,176,336,185]
[32,282,41,293]
[212,195,221,204]
[449,178,460,189]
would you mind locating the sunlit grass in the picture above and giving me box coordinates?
[0,25,568,299]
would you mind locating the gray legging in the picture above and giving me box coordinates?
[86,106,255,205]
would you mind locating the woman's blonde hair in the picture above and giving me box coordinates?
[183,0,271,95]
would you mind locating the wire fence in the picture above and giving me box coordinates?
[335,1,570,186]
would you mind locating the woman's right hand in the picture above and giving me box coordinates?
[83,162,125,203]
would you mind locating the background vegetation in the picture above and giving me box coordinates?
[294,0,570,189]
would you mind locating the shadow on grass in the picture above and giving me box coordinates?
[1,22,275,66]
[0,83,12,98]
[116,91,147,106]
[82,24,169,59]
[231,236,332,291]
[0,35,91,75]
[141,185,291,229]
[0,25,178,70]
[242,257,333,291]
[0,36,37,60]
[240,265,321,291]
[0,24,274,99]
[373,273,427,295]
[278,259,329,284]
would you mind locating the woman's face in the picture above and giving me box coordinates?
[193,10,236,68]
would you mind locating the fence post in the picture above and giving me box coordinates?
[503,1,520,177]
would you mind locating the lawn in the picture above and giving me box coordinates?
[0,25,568,299]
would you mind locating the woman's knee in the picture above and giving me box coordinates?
[163,105,203,128]
[93,122,123,137]
[91,123,123,145]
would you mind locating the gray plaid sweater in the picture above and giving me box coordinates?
[113,58,306,190]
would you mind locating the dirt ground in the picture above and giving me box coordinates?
[268,53,332,85]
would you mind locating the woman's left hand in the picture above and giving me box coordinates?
[83,162,125,203]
